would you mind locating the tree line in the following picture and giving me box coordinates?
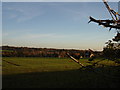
[2,46,101,58]
[103,40,120,61]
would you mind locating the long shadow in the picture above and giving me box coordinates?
[2,66,120,88]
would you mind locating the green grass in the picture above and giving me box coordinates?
[1,50,14,52]
[2,57,120,88]
[2,57,81,75]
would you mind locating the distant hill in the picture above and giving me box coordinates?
[1,46,102,58]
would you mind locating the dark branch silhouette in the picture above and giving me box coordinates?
[89,16,120,30]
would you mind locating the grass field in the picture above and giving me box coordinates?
[2,57,120,88]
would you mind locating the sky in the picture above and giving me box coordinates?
[2,0,120,2]
[0,1,2,47]
[2,1,119,51]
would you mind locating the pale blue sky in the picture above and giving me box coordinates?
[2,0,120,2]
[2,2,118,50]
[0,1,2,46]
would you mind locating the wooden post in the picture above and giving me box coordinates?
[67,53,84,67]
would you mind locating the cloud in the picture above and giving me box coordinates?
[2,32,9,37]
[5,4,44,23]
[16,7,43,22]
[23,33,66,39]
[51,4,88,22]
[3,32,66,40]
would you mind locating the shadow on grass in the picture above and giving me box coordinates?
[2,66,120,88]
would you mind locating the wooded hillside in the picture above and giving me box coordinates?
[1,46,101,58]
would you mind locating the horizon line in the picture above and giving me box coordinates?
[1,45,103,51]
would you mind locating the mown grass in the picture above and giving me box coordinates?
[2,57,120,88]
[2,57,81,75]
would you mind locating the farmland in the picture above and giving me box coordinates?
[2,57,120,88]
